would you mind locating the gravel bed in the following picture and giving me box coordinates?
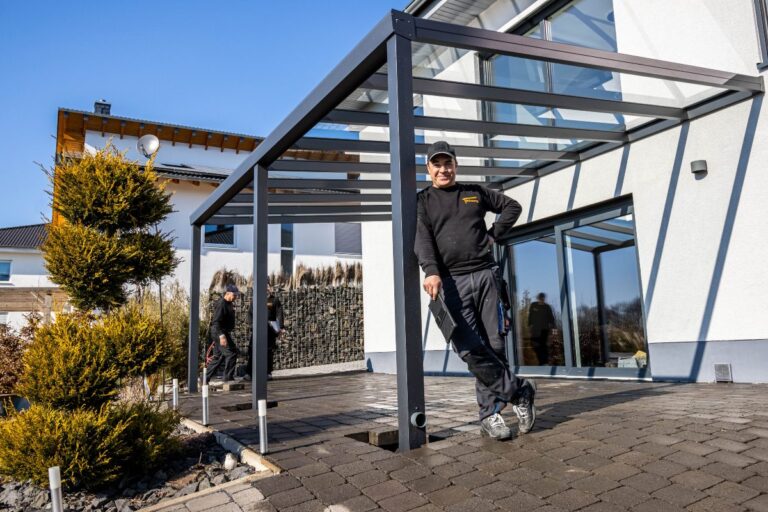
[0,425,256,511]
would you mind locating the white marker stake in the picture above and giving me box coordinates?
[258,399,268,454]
[49,466,63,512]
[203,367,208,386]
[172,379,179,410]
[202,385,209,426]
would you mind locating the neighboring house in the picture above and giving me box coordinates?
[0,224,66,330]
[356,0,768,382]
[53,104,364,290]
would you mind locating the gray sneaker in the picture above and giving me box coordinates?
[480,413,512,440]
[512,380,536,434]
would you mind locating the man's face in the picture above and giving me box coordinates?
[427,154,457,188]
[224,291,236,302]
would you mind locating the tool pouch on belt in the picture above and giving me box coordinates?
[491,266,512,336]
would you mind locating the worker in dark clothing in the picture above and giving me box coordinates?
[415,140,536,440]
[528,292,556,365]
[245,284,284,380]
[206,284,239,383]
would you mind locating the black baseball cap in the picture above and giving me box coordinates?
[225,284,239,294]
[426,141,456,162]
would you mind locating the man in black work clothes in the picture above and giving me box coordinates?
[206,284,239,383]
[415,141,536,440]
[528,292,556,365]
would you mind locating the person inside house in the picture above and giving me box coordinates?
[245,283,284,381]
[415,140,537,440]
[205,284,239,383]
[528,292,556,365]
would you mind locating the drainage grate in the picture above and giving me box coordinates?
[714,363,733,383]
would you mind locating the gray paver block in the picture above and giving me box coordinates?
[426,485,473,507]
[186,491,232,512]
[701,462,756,483]
[254,474,302,497]
[495,491,548,510]
[671,470,723,490]
[315,483,361,504]
[269,487,316,509]
[570,475,621,494]
[378,491,429,512]
[281,499,326,512]
[302,471,346,491]
[520,476,570,498]
[598,486,651,508]
[706,481,760,504]
[362,480,410,501]
[390,464,432,483]
[650,483,706,507]
[232,488,266,506]
[444,496,498,512]
[630,498,685,512]
[743,493,768,512]
[686,496,747,512]
[325,494,378,512]
[546,488,600,511]
[348,469,391,489]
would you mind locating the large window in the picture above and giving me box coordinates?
[505,200,648,378]
[0,261,10,282]
[204,225,235,247]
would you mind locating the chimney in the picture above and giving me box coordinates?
[94,99,111,115]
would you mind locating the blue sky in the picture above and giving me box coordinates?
[0,0,405,228]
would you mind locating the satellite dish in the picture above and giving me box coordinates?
[137,134,161,158]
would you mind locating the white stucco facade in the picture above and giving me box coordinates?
[362,0,768,382]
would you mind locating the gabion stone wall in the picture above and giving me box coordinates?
[206,285,364,370]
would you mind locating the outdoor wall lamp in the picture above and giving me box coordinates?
[690,159,708,174]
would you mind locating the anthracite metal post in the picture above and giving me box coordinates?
[188,224,202,393]
[387,30,427,450]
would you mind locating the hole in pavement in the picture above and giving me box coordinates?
[345,430,450,452]
[221,400,278,412]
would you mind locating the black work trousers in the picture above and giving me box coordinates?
[245,328,277,376]
[442,267,522,420]
[206,332,238,382]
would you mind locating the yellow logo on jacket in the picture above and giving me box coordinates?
[462,196,479,204]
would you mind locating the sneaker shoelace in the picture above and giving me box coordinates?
[488,413,505,429]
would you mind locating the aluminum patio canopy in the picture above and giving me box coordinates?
[187,10,763,452]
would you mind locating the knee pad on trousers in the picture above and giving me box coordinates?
[461,345,506,389]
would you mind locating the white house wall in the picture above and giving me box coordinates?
[362,0,768,382]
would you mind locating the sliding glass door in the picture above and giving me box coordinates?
[505,202,649,378]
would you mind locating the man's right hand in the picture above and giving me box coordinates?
[219,334,227,347]
[423,275,442,300]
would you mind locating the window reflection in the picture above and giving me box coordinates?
[511,236,565,365]
[563,214,647,368]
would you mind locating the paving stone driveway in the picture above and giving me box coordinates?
[170,373,768,511]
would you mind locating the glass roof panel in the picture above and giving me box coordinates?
[408,42,727,109]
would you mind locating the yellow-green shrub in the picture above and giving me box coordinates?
[16,314,121,410]
[110,401,181,473]
[0,404,131,490]
[43,223,134,311]
[101,303,171,378]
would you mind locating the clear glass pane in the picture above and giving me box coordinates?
[511,236,565,366]
[563,213,647,368]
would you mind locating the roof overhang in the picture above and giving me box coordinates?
[190,10,763,227]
